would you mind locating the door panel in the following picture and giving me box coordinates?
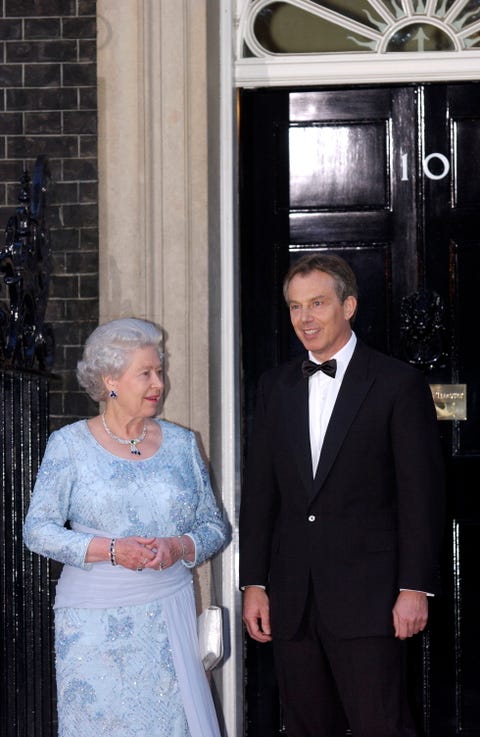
[289,122,388,207]
[240,82,480,737]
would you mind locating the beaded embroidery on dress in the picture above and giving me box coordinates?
[24,419,227,737]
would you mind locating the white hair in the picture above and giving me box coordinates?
[76,317,163,402]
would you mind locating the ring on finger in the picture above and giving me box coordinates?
[159,561,163,570]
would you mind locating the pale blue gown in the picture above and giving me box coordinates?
[23,419,228,737]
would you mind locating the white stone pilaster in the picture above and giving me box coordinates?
[97,3,242,735]
[97,0,209,444]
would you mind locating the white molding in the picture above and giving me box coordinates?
[218,6,243,737]
[235,52,480,88]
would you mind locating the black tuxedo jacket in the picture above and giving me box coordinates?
[239,340,445,640]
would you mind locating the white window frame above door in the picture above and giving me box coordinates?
[235,50,480,87]
[233,0,480,87]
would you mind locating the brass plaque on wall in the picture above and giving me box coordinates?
[429,384,467,421]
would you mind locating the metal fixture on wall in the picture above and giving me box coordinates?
[0,155,54,372]
[400,289,447,373]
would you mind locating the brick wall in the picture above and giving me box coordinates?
[0,0,98,430]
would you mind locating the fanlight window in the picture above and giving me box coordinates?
[240,0,480,56]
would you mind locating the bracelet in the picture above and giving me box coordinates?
[177,535,186,560]
[109,538,117,566]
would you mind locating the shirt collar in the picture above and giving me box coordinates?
[307,332,357,381]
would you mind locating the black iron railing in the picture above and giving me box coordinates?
[0,158,57,736]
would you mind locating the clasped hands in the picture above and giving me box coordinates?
[113,535,184,572]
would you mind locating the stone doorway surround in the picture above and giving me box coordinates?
[97,2,241,736]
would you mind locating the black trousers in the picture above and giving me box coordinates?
[272,587,418,737]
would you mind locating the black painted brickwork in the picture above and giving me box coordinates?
[0,0,99,430]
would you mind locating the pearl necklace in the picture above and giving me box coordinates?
[101,413,148,455]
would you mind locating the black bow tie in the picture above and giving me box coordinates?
[302,358,337,379]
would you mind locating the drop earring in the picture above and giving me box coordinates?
[109,390,117,399]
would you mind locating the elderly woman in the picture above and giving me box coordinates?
[23,317,228,737]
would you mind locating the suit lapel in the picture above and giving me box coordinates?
[312,342,374,495]
[281,360,314,495]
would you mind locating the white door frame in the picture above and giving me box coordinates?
[218,5,480,735]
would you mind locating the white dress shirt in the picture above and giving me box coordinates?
[308,332,357,475]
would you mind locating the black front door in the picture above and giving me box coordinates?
[240,82,480,737]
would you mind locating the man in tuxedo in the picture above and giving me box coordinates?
[239,253,445,737]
